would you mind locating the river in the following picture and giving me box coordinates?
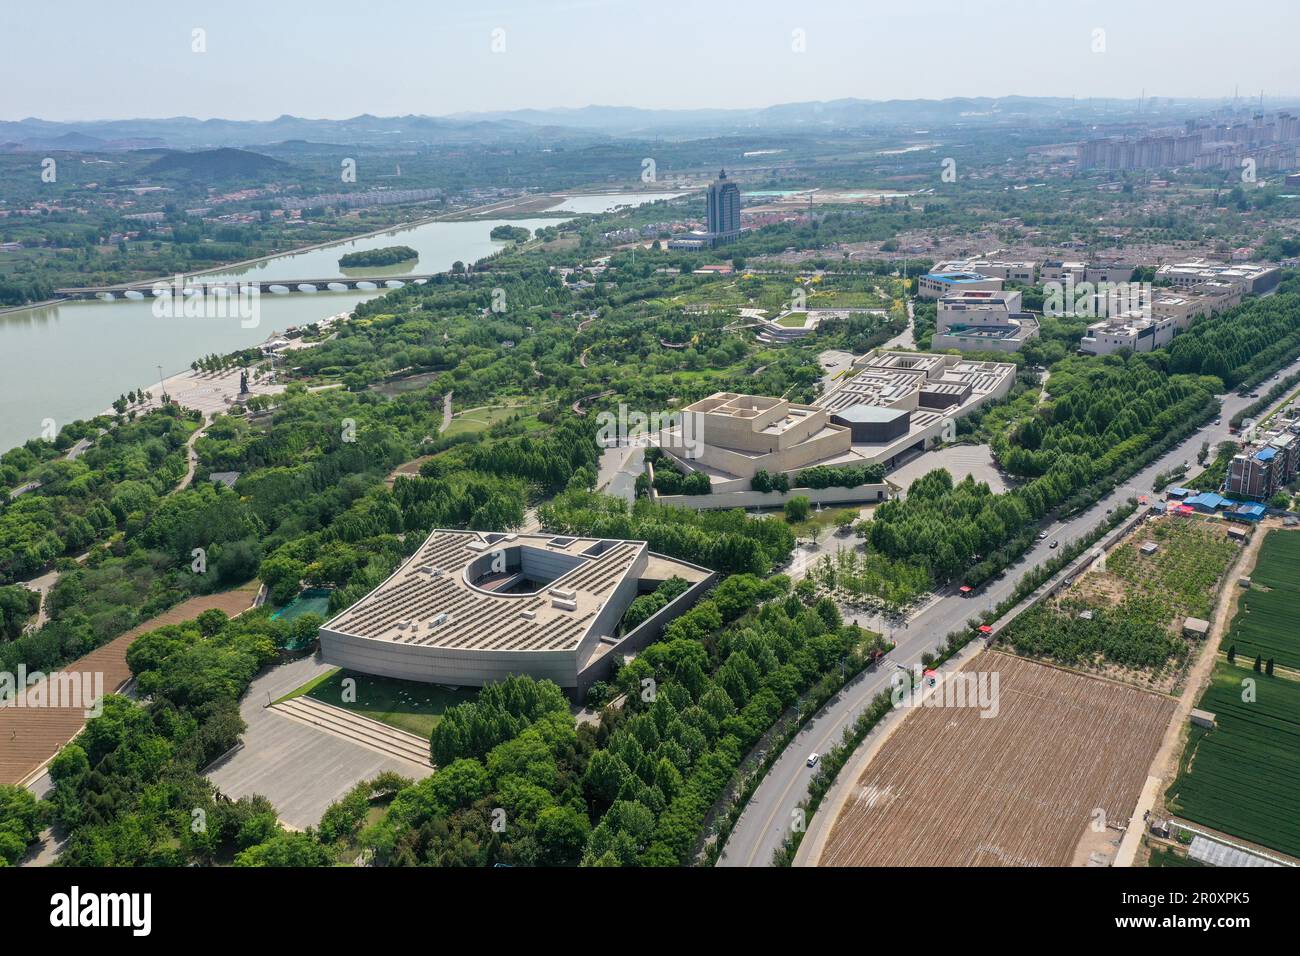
[0,194,674,454]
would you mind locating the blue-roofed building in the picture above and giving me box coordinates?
[1167,486,1192,500]
[1255,447,1278,462]
[1184,492,1230,512]
[917,271,1003,300]
[1230,503,1267,522]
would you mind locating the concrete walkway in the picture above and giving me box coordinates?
[880,297,915,350]
[205,653,433,830]
[439,391,453,433]
[173,414,210,493]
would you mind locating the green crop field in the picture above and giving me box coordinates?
[1225,530,1300,670]
[1147,847,1206,867]
[1165,661,1300,857]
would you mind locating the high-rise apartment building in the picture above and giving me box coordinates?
[706,169,741,243]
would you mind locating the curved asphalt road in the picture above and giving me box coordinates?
[717,357,1300,867]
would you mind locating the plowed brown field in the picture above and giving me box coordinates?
[0,585,257,785]
[820,652,1175,867]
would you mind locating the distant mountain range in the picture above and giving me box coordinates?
[3,96,1294,151]
[0,113,566,152]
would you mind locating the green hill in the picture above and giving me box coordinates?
[144,147,289,180]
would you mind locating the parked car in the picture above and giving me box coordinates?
[1049,540,1059,549]
[1037,530,1049,540]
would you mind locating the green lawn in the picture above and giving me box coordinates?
[276,668,479,738]
[775,313,811,327]
[1165,661,1300,857]
[805,292,889,309]
[789,506,860,538]
[443,404,534,437]
[1225,529,1300,670]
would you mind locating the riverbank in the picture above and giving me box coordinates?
[0,190,681,454]
[179,193,566,285]
[117,311,350,420]
[55,189,654,295]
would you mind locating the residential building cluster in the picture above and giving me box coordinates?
[1225,416,1300,503]
[1078,111,1300,172]
[280,187,442,211]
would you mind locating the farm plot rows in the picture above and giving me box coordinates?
[1004,515,1239,684]
[819,652,1175,867]
[1165,661,1300,858]
[1104,516,1239,621]
[1225,529,1300,670]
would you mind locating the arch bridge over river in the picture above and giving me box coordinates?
[54,276,440,300]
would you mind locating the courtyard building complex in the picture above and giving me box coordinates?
[319,529,711,696]
[659,350,1017,486]
[932,288,1040,353]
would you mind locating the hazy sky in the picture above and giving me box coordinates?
[4,0,1298,121]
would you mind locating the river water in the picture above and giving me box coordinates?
[0,195,672,454]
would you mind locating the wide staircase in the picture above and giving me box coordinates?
[271,696,432,767]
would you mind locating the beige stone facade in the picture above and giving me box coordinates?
[660,393,851,485]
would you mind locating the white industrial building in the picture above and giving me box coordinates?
[1079,281,1247,355]
[932,288,1040,353]
[933,258,1038,285]
[1154,259,1280,295]
[916,271,1004,299]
